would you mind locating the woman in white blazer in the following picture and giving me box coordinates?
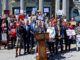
[47,22,56,54]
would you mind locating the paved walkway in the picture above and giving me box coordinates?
[0,44,80,60]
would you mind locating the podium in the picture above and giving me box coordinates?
[35,32,49,60]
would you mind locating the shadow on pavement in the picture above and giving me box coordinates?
[48,54,65,60]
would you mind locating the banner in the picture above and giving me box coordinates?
[4,10,9,14]
[56,10,63,15]
[70,21,76,25]
[66,30,76,36]
[1,33,7,42]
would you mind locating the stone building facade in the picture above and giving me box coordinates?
[0,0,79,19]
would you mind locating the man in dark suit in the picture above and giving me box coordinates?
[55,20,63,54]
[23,21,30,54]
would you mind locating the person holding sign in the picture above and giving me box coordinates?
[1,20,8,46]
[1,20,8,33]
[65,23,73,51]
[75,22,80,51]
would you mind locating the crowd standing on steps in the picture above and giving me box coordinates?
[0,11,79,57]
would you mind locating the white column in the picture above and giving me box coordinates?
[4,0,8,10]
[0,0,2,15]
[55,0,60,16]
[20,0,24,14]
[62,0,69,19]
[39,0,44,14]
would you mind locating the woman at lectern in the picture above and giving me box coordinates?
[35,20,45,56]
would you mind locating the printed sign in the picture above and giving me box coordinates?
[66,30,76,36]
[4,10,9,14]
[1,33,7,42]
[70,21,76,25]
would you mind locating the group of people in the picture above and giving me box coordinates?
[0,12,80,57]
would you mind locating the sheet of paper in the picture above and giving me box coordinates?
[2,33,7,41]
[66,30,76,36]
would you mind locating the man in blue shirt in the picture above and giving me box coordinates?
[30,18,36,52]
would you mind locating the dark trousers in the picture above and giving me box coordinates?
[11,37,16,48]
[56,38,63,54]
[30,34,34,48]
[23,37,30,53]
[48,42,54,53]
[0,33,1,44]
[65,38,72,51]
[0,33,1,47]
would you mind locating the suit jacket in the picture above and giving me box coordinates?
[23,25,30,38]
[55,25,63,39]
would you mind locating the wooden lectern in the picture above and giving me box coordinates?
[35,32,49,60]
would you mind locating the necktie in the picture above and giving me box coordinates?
[33,23,35,28]
[58,26,61,39]
[26,26,28,30]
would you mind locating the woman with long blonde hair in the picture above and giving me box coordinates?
[35,20,45,56]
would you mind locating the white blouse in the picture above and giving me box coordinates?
[47,27,56,39]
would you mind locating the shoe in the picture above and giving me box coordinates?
[69,51,72,53]
[19,54,21,56]
[61,52,64,55]
[55,53,58,55]
[15,55,18,57]
[27,52,30,54]
[24,52,26,55]
[76,50,79,52]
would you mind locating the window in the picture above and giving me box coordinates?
[44,0,51,2]
[60,0,62,10]
[74,0,80,2]
[44,8,50,13]
[73,9,79,18]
